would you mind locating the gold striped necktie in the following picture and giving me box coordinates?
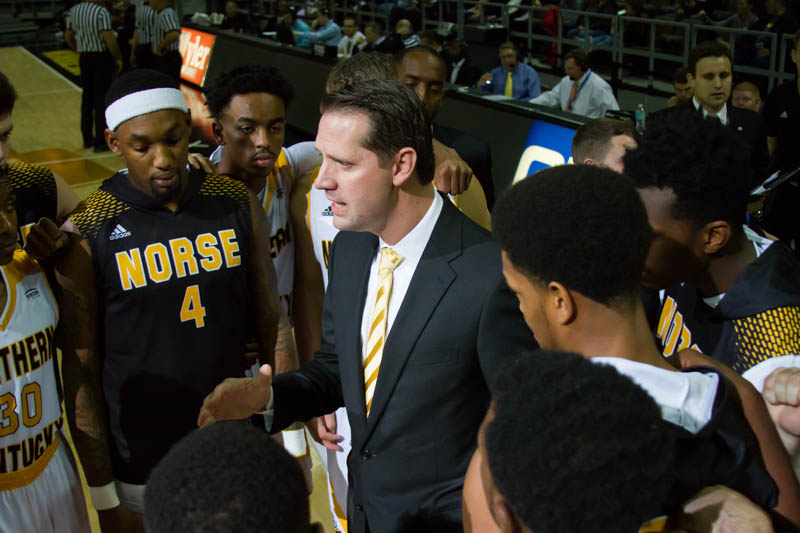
[364,247,404,416]
[505,70,513,97]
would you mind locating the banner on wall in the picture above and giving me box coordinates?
[512,119,577,184]
[179,27,216,86]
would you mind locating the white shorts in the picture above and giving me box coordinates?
[0,438,91,533]
[308,406,351,533]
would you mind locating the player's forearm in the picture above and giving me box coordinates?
[274,312,299,373]
[62,348,115,485]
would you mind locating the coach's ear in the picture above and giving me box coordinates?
[309,523,324,533]
[105,129,121,156]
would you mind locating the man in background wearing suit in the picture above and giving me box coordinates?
[198,80,535,533]
[680,41,769,182]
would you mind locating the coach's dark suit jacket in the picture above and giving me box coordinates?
[673,102,770,183]
[272,196,535,533]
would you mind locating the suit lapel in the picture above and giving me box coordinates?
[339,232,378,425]
[362,198,462,441]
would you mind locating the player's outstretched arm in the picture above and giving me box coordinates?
[244,190,292,371]
[289,169,324,365]
[50,220,144,532]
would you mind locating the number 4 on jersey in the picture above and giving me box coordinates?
[181,284,206,328]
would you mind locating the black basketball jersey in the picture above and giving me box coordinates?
[69,168,253,483]
[8,161,58,246]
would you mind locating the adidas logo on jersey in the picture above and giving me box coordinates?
[275,187,284,199]
[321,205,334,217]
[110,224,132,240]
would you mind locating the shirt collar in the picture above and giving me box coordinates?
[693,97,728,125]
[378,191,442,266]
[374,35,385,46]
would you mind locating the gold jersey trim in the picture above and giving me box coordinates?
[69,190,133,245]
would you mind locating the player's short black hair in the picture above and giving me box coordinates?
[493,164,652,308]
[144,421,311,533]
[688,41,731,75]
[486,349,676,532]
[396,45,446,71]
[321,80,435,184]
[623,108,751,229]
[0,71,17,116]
[326,52,397,94]
[571,117,635,164]
[565,47,589,70]
[204,63,294,118]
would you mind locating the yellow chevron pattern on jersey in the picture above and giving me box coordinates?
[198,173,251,214]
[732,306,800,373]
[69,190,133,244]
[7,162,56,200]
[0,250,40,332]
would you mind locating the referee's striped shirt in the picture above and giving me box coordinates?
[66,1,112,53]
[134,0,156,44]
[152,7,181,53]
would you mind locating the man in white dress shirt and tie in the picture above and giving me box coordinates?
[530,48,619,119]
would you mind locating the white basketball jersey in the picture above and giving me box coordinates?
[0,249,61,488]
[211,142,321,314]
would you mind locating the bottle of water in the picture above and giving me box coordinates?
[635,103,646,135]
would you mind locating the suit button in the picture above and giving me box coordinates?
[356,504,364,512]
[361,449,373,460]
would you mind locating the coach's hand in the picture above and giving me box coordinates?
[98,505,145,533]
[24,217,72,262]
[198,364,272,427]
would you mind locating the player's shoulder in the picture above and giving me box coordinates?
[8,161,56,189]
[197,173,251,212]
[69,188,132,243]
[4,248,41,280]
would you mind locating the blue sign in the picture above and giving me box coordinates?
[512,119,577,184]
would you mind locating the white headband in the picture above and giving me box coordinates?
[105,87,188,131]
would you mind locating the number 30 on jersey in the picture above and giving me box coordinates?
[180,284,206,328]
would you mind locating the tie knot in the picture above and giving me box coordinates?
[379,247,404,275]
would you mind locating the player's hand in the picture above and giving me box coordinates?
[188,153,217,174]
[672,485,773,533]
[763,367,800,438]
[114,58,123,73]
[97,505,146,533]
[317,411,343,452]
[197,364,272,427]
[477,72,491,87]
[24,217,72,262]
[433,143,473,196]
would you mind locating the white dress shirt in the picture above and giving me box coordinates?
[692,97,729,125]
[529,69,619,118]
[359,192,443,362]
[337,30,367,58]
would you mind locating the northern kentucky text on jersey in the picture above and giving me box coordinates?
[0,326,55,385]
[115,229,241,291]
